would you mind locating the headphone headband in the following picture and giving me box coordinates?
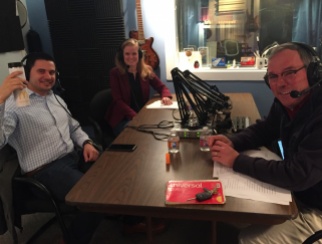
[21,54,29,64]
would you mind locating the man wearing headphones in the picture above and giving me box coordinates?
[105,38,173,136]
[0,52,101,243]
[208,42,322,243]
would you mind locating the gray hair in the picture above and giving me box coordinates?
[268,42,315,67]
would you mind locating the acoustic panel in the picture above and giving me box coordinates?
[60,76,83,103]
[53,49,79,76]
[71,19,96,48]
[69,0,95,18]
[96,17,126,46]
[44,0,70,20]
[80,77,106,100]
[76,48,104,75]
[48,20,74,48]
[45,0,125,125]
[94,0,123,18]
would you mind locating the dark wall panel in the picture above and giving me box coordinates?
[44,0,125,124]
[94,0,123,18]
[0,0,24,53]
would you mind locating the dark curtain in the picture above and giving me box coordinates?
[177,0,201,51]
[259,1,294,52]
[293,0,322,58]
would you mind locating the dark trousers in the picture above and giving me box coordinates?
[32,151,103,244]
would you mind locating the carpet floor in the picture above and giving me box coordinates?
[0,213,239,244]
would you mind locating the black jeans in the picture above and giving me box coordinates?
[33,151,103,244]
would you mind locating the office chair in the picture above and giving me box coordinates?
[303,230,322,244]
[88,89,115,149]
[0,144,72,243]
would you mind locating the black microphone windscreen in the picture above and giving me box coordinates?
[289,79,322,99]
[290,90,300,98]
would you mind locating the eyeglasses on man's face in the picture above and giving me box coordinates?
[267,65,306,83]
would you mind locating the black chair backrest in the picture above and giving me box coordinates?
[0,145,18,168]
[89,89,113,129]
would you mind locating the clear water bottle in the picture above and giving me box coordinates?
[199,126,211,152]
[168,130,180,154]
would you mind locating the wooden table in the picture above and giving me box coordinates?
[66,93,298,243]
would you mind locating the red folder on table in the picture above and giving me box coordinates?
[165,180,225,205]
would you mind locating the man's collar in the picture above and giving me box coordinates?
[26,87,53,96]
[285,95,310,119]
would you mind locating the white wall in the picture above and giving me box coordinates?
[140,0,176,83]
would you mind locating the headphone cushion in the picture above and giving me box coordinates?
[138,48,143,59]
[264,73,270,88]
[307,62,322,86]
[24,65,29,80]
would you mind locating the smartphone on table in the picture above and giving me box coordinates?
[106,144,137,152]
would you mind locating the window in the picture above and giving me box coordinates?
[166,0,322,80]
[177,0,294,66]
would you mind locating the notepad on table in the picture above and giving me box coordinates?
[146,100,178,109]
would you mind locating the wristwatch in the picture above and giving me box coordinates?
[82,139,95,148]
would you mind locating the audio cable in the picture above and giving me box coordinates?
[126,120,175,141]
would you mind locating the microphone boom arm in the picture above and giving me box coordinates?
[171,68,233,132]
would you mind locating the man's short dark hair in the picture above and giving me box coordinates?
[22,52,56,80]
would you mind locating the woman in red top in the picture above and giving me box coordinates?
[105,38,172,136]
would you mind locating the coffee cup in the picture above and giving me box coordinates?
[256,57,268,69]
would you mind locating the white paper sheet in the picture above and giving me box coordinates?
[146,100,178,109]
[213,147,292,205]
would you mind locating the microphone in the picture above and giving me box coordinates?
[290,79,322,98]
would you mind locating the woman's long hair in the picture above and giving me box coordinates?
[115,38,154,80]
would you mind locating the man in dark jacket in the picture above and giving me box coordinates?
[208,42,322,243]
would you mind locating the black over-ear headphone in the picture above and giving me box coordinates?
[21,53,31,81]
[21,52,65,93]
[117,38,143,64]
[264,42,322,88]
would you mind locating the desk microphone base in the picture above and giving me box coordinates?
[172,116,250,138]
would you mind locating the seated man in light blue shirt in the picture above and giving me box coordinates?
[0,52,101,244]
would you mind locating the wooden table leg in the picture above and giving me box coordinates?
[146,216,153,244]
[211,221,217,244]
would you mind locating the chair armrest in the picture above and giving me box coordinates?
[88,116,105,148]
[14,176,59,206]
